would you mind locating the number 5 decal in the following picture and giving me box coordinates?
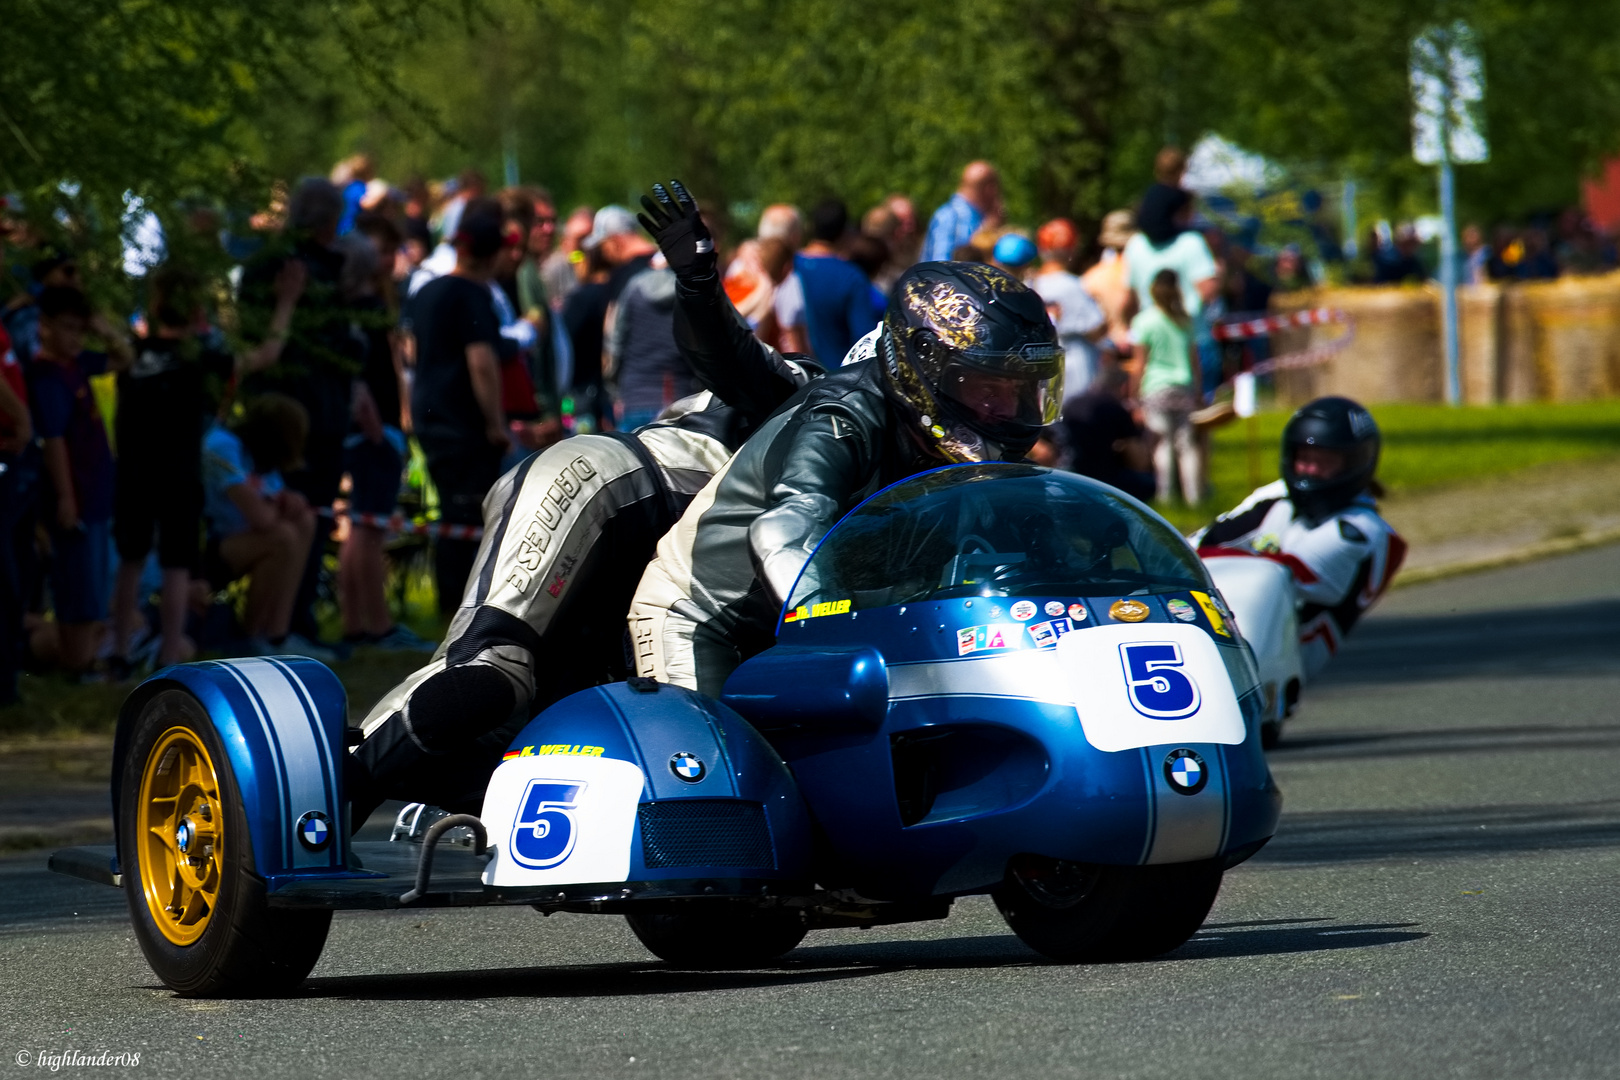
[1118,642,1202,720]
[511,781,585,869]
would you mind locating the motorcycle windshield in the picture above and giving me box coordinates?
[785,463,1209,616]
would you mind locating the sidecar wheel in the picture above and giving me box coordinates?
[993,858,1222,963]
[120,690,332,997]
[626,904,808,968]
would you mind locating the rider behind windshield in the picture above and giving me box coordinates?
[786,464,1207,615]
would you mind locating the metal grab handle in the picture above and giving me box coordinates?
[398,814,489,905]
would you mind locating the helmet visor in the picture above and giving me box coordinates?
[938,353,1063,431]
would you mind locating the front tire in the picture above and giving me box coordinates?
[120,689,331,997]
[626,904,808,968]
[993,857,1222,963]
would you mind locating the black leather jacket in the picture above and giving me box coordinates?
[632,350,938,672]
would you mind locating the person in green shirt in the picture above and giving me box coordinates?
[1128,268,1203,505]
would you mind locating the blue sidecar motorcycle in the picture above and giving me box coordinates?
[51,463,1280,995]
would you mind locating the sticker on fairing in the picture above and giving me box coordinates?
[480,754,645,887]
[957,623,1022,656]
[1056,622,1245,752]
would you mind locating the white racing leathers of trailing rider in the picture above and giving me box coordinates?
[1191,479,1407,680]
[346,269,817,824]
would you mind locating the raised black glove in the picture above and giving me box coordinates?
[638,179,716,280]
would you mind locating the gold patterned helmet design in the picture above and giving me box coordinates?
[879,262,1062,463]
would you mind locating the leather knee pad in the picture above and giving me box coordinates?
[404,663,518,750]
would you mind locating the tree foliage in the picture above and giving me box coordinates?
[5,0,1618,273]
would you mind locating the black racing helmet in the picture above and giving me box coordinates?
[879,262,1063,462]
[1281,396,1381,523]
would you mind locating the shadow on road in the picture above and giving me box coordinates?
[1319,598,1620,686]
[1257,799,1620,865]
[291,919,1423,1000]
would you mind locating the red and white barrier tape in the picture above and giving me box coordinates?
[317,507,484,541]
[1213,308,1355,378]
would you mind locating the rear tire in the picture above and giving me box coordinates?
[120,689,332,997]
[626,904,808,968]
[993,857,1222,963]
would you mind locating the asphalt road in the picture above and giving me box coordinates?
[3,545,1618,1079]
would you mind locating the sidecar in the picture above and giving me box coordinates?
[1200,553,1304,746]
[51,463,1278,996]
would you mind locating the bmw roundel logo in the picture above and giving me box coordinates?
[1163,749,1208,795]
[669,752,706,783]
[296,810,332,851]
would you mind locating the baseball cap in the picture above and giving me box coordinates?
[455,197,506,258]
[582,205,638,251]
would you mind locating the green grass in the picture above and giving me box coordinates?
[1155,399,1620,532]
[0,649,432,742]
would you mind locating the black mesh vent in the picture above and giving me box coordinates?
[638,800,775,869]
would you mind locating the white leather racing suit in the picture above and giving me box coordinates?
[1191,479,1406,679]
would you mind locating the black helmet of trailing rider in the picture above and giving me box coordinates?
[1280,396,1381,524]
[879,261,1062,463]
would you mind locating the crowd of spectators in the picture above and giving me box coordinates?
[7,144,1615,703]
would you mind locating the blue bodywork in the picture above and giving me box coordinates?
[500,682,812,888]
[718,463,1283,901]
[114,657,356,891]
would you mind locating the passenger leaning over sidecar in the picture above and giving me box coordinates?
[629,261,1064,696]
[1190,396,1406,680]
[347,182,820,825]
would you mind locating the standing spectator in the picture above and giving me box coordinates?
[408,198,510,612]
[239,177,364,646]
[608,254,689,430]
[1031,218,1108,399]
[109,266,238,673]
[560,244,613,434]
[1461,224,1490,285]
[1124,185,1218,324]
[30,287,129,675]
[202,394,321,654]
[860,199,915,294]
[794,199,878,364]
[542,205,595,313]
[884,194,922,270]
[1062,368,1154,503]
[1129,269,1202,506]
[756,204,810,354]
[845,234,892,328]
[1375,225,1428,284]
[1273,245,1315,291]
[1083,210,1138,352]
[3,250,81,366]
[331,153,375,236]
[335,234,431,651]
[509,188,562,422]
[0,317,32,704]
[923,161,1003,262]
[723,238,797,344]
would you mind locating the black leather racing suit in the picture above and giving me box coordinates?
[348,272,815,819]
[629,358,938,697]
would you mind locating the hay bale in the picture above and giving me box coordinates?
[1273,286,1441,406]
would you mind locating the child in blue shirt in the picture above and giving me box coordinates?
[201,393,330,659]
[30,286,130,675]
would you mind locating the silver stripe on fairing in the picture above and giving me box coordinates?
[888,652,1071,705]
[213,661,287,862]
[220,658,336,870]
[266,657,342,862]
[1142,745,1229,865]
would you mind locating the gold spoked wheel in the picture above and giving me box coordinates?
[136,726,225,946]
